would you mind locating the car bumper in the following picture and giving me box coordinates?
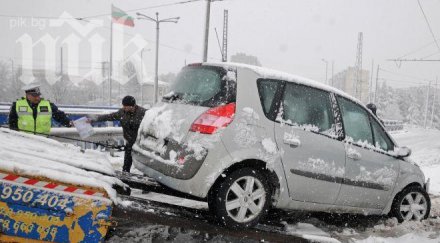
[425,178,430,193]
[132,138,208,180]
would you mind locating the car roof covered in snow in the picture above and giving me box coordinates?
[202,61,362,105]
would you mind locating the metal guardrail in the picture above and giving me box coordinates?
[50,127,124,151]
[0,103,121,127]
[382,119,404,131]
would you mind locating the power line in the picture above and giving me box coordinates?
[387,58,440,62]
[0,56,104,64]
[395,40,439,60]
[76,18,221,62]
[417,0,440,52]
[0,0,204,20]
[1,0,223,68]
[420,51,440,59]
[379,68,435,82]
[0,14,72,19]
[80,0,204,20]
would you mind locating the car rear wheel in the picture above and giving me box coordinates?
[390,186,430,222]
[208,167,271,228]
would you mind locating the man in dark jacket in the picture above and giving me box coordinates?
[90,96,146,172]
[366,103,384,124]
[9,83,72,134]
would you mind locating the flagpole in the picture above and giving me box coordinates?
[109,5,113,106]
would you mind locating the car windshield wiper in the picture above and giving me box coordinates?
[162,92,183,102]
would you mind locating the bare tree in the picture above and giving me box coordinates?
[0,61,14,102]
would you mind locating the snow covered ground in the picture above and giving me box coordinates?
[391,127,440,196]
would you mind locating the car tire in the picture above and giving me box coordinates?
[208,167,271,228]
[390,186,430,222]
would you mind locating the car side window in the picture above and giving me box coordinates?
[257,79,280,116]
[281,83,335,134]
[371,117,394,151]
[337,97,374,145]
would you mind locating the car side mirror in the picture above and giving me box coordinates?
[397,146,412,158]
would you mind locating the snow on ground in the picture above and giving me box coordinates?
[391,127,440,196]
[0,128,125,202]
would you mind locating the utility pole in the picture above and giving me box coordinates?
[137,12,179,104]
[331,61,334,86]
[140,48,146,106]
[321,59,328,84]
[109,17,113,106]
[424,81,431,128]
[374,65,380,103]
[355,32,363,101]
[222,10,228,62]
[369,60,374,103]
[203,0,212,62]
[430,78,438,127]
[101,62,108,103]
[60,47,63,83]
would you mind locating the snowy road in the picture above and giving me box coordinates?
[106,127,440,243]
[392,127,440,196]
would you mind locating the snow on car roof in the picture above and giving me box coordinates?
[203,61,363,105]
[0,128,124,202]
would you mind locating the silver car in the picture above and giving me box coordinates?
[132,62,430,228]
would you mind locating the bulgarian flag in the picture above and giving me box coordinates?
[112,5,134,27]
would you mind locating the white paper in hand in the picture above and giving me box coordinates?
[73,117,95,139]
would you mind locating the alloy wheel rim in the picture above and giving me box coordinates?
[399,192,428,221]
[225,176,266,223]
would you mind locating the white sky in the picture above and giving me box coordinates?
[1,0,440,88]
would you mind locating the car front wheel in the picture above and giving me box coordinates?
[209,167,271,228]
[390,186,430,222]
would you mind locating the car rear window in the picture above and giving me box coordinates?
[163,66,236,107]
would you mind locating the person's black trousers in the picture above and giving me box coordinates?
[123,143,133,172]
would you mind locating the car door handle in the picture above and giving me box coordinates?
[346,148,361,160]
[283,137,300,148]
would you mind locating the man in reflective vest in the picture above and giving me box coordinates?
[8,83,73,134]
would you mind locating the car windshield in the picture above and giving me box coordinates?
[163,66,236,107]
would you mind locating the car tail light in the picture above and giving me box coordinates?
[190,103,236,134]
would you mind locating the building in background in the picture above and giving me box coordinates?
[332,67,370,104]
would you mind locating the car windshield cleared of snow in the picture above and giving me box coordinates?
[164,66,235,107]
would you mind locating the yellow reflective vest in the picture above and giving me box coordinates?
[16,98,52,134]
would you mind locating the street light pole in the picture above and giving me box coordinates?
[140,48,144,106]
[203,0,212,62]
[9,58,17,97]
[154,14,160,104]
[137,12,179,104]
[321,59,328,84]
